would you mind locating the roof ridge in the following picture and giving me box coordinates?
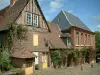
[62,10,72,26]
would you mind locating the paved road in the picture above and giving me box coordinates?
[33,63,100,75]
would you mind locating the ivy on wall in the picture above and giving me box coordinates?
[50,47,94,68]
[0,22,28,72]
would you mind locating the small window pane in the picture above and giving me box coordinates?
[33,14,38,27]
[26,13,32,25]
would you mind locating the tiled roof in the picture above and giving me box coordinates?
[46,22,67,49]
[0,0,29,31]
[0,5,10,16]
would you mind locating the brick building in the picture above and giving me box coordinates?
[0,0,67,74]
[52,10,95,49]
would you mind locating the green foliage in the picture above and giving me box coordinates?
[8,24,28,49]
[50,47,92,68]
[50,51,62,67]
[80,47,90,63]
[73,49,79,64]
[0,48,14,72]
[67,49,79,66]
[16,24,28,39]
[95,31,100,53]
[0,23,28,72]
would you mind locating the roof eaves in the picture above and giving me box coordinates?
[35,0,51,32]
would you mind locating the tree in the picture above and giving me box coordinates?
[95,31,100,53]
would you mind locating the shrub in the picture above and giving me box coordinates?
[0,48,14,72]
[50,50,62,68]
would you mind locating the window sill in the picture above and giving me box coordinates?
[76,45,80,47]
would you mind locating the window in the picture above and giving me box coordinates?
[85,34,87,45]
[26,13,32,25]
[88,35,90,45]
[25,59,33,67]
[33,14,39,27]
[81,33,83,45]
[62,38,71,48]
[26,61,32,67]
[76,32,79,45]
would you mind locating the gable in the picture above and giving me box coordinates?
[0,0,50,32]
[16,0,49,30]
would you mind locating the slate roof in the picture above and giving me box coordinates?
[52,10,92,32]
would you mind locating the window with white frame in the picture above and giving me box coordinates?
[26,13,32,25]
[33,14,39,27]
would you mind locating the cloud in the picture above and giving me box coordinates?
[38,0,68,14]
[49,0,64,13]
[68,10,73,13]
[93,15,100,21]
[97,25,100,28]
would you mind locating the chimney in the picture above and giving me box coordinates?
[10,0,15,6]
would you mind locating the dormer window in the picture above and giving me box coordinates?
[26,13,32,25]
[58,18,60,22]
[33,14,39,27]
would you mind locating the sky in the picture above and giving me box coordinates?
[0,0,100,31]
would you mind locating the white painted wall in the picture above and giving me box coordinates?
[33,52,39,64]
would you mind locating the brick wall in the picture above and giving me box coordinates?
[70,27,95,49]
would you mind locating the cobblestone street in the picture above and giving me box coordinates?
[33,63,100,75]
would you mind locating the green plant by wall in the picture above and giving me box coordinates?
[67,49,79,66]
[73,49,79,65]
[81,47,91,63]
[50,50,61,68]
[16,24,28,40]
[50,47,92,68]
[50,50,68,68]
[8,23,28,50]
[0,48,14,72]
[0,23,28,72]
